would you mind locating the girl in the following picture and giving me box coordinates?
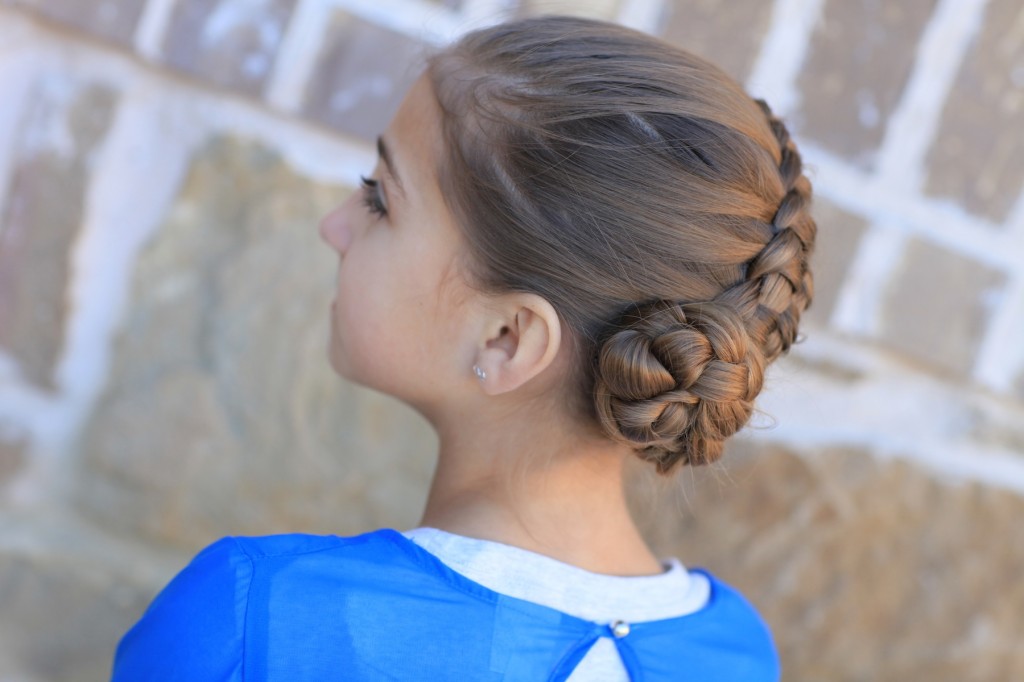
[112,14,815,681]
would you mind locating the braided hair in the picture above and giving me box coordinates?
[428,15,816,474]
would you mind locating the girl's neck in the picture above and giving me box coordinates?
[417,424,665,577]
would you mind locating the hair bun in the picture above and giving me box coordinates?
[594,299,766,473]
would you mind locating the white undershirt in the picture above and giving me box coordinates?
[401,527,710,681]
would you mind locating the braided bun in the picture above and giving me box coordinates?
[594,99,815,474]
[595,300,766,472]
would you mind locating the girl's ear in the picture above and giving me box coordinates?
[473,294,562,395]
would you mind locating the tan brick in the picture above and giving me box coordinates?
[161,0,296,97]
[5,0,147,45]
[658,0,774,84]
[0,550,153,680]
[0,81,118,390]
[303,12,428,142]
[804,198,868,328]
[924,0,1024,223]
[796,0,939,167]
[878,238,1004,377]
[627,442,1024,681]
[76,136,435,549]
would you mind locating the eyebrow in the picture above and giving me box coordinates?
[377,135,405,197]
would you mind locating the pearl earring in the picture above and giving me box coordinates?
[473,365,486,381]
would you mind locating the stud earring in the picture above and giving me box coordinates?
[473,365,486,381]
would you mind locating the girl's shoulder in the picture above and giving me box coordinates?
[110,529,412,681]
[227,527,392,560]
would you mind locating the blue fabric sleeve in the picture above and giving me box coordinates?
[110,537,252,681]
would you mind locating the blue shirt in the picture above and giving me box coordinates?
[112,529,780,681]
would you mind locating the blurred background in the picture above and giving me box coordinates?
[0,0,1022,679]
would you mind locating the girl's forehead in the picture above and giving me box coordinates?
[385,74,443,196]
[386,73,465,249]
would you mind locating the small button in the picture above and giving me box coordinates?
[611,620,630,638]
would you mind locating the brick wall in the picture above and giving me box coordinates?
[0,0,1022,679]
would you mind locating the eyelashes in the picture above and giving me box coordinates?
[360,175,388,218]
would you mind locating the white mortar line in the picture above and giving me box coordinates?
[761,385,1024,491]
[759,332,1024,494]
[264,0,334,113]
[974,179,1024,391]
[0,383,59,433]
[0,381,61,508]
[874,0,988,192]
[55,79,200,443]
[325,0,464,45]
[1006,180,1024,240]
[615,0,665,34]
[973,272,1024,392]
[133,0,177,61]
[829,222,908,336]
[455,0,517,28]
[756,426,1024,497]
[804,143,1023,271]
[744,0,826,116]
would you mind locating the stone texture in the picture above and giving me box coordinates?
[804,198,868,328]
[161,0,296,97]
[0,80,118,390]
[76,135,436,550]
[658,0,775,84]
[4,0,147,45]
[0,550,153,681]
[796,0,939,168]
[626,442,1024,681]
[303,12,428,142]
[878,239,1004,377]
[0,5,1020,682]
[924,0,1024,224]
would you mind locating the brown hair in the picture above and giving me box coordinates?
[427,15,816,474]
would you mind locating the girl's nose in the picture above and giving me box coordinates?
[318,197,356,253]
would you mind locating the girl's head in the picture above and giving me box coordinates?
[319,15,815,476]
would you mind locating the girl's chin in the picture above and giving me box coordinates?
[325,328,346,376]
[325,346,342,376]
[326,339,365,386]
